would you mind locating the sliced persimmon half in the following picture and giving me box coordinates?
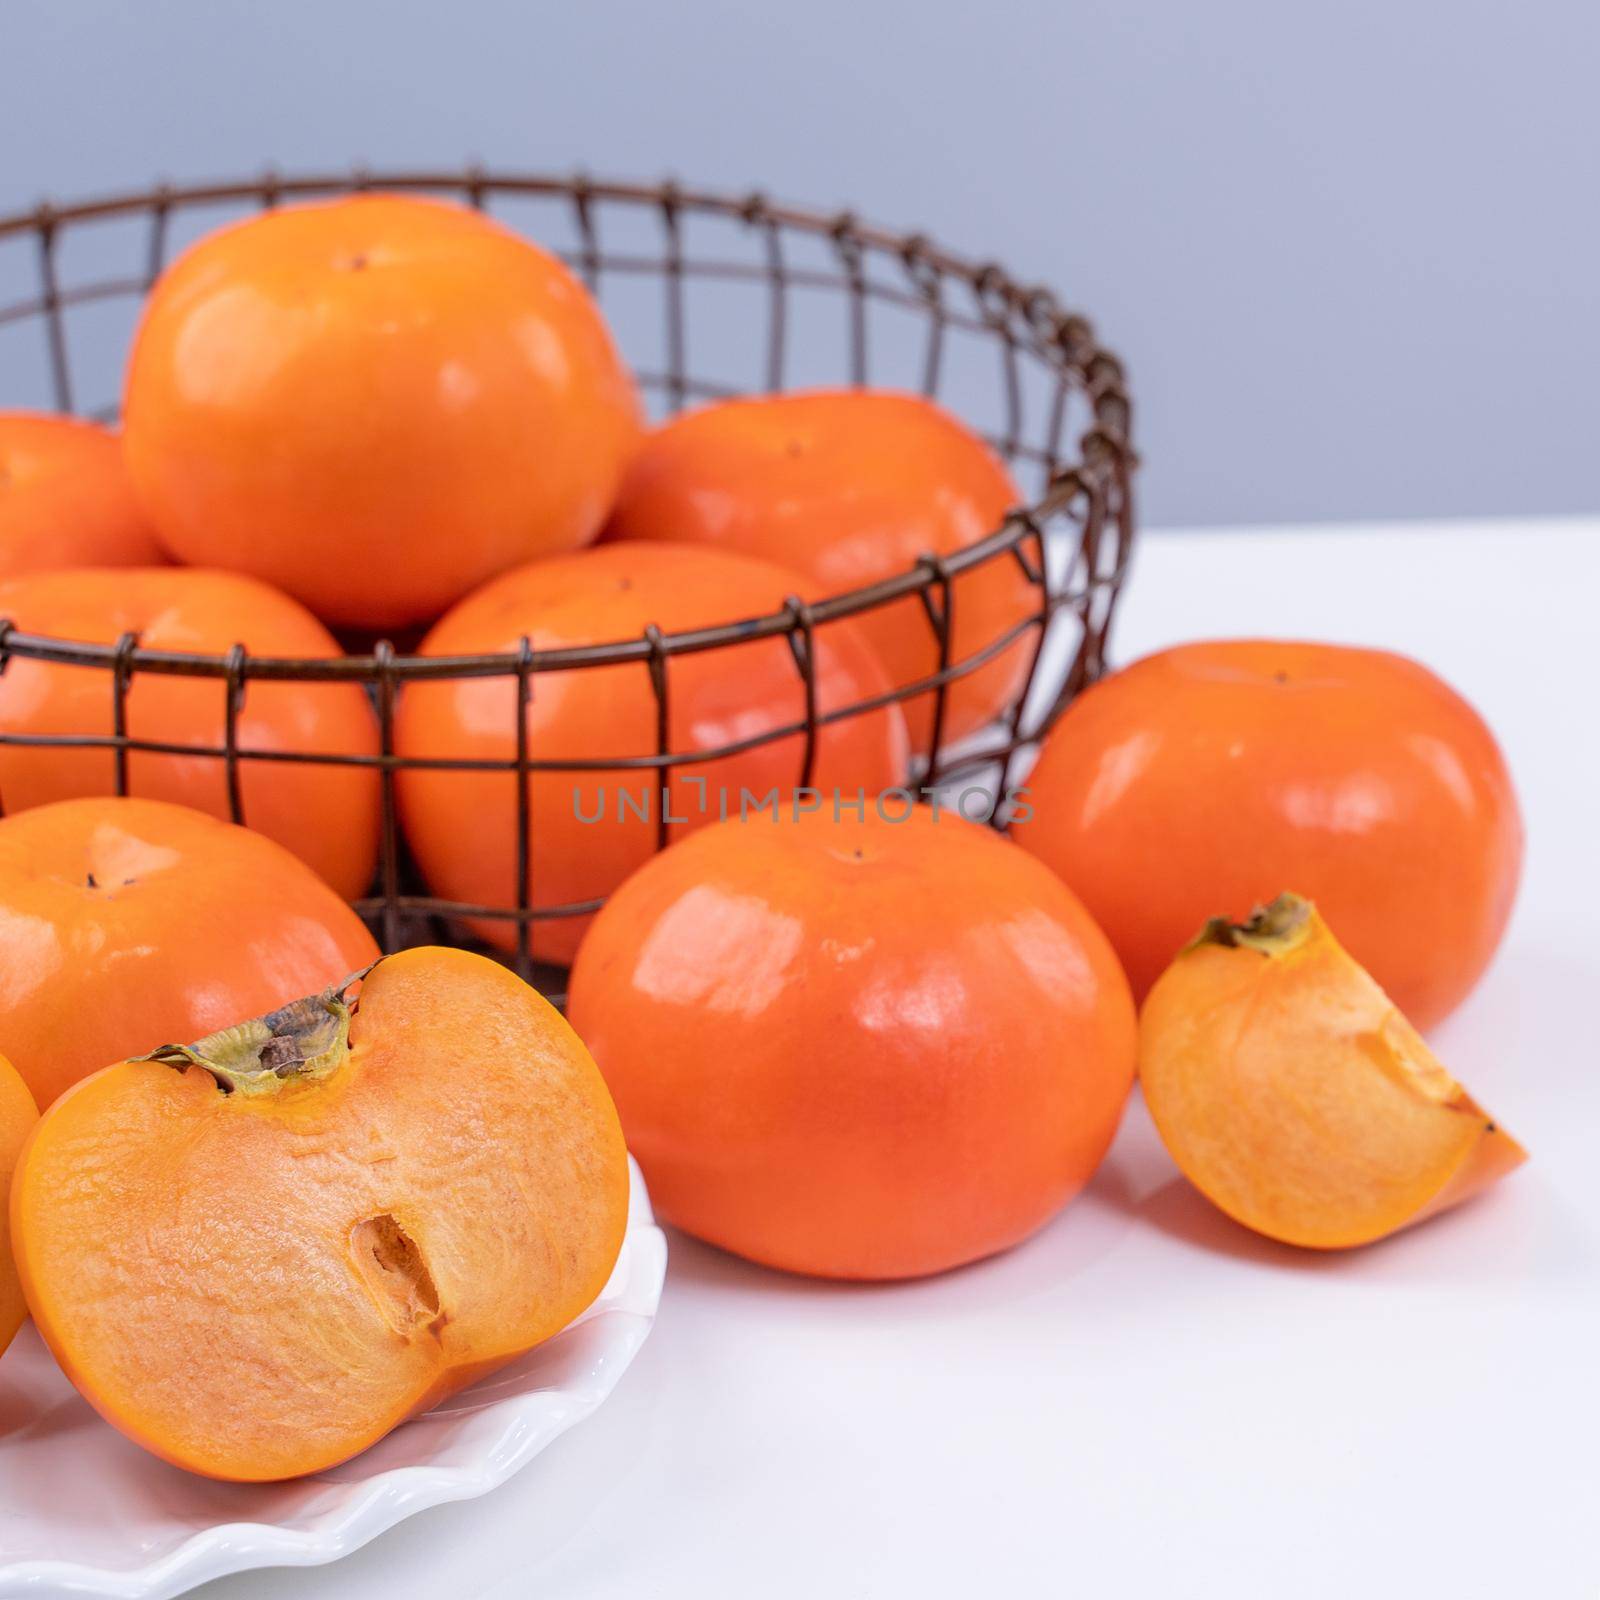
[11,946,629,1480]
[1139,893,1525,1249]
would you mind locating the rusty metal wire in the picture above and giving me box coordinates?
[0,168,1137,983]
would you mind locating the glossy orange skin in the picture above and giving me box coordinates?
[568,806,1137,1279]
[0,1056,38,1357]
[0,413,165,580]
[0,797,379,1107]
[0,567,381,897]
[397,541,909,966]
[1012,641,1524,1031]
[605,390,1031,753]
[123,195,640,628]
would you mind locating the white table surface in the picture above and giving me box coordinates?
[196,517,1600,1600]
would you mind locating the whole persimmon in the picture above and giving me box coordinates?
[568,805,1137,1279]
[0,566,380,897]
[0,1056,38,1356]
[12,946,628,1479]
[396,540,909,966]
[122,194,640,629]
[1140,894,1525,1248]
[0,412,165,580]
[0,796,378,1107]
[1012,641,1523,1031]
[604,390,1031,754]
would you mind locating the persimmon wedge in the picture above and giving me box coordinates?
[12,946,629,1480]
[1139,893,1525,1249]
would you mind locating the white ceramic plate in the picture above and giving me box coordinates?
[0,1159,666,1599]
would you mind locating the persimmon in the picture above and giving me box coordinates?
[1012,640,1523,1031]
[568,805,1137,1279]
[12,946,628,1480]
[0,566,380,897]
[0,413,165,580]
[604,390,1032,753]
[0,797,378,1107]
[0,1056,38,1357]
[396,540,909,966]
[122,194,640,629]
[1139,894,1526,1249]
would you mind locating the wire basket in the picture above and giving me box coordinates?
[0,168,1136,986]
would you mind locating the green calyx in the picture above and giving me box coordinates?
[1187,892,1315,958]
[135,962,377,1097]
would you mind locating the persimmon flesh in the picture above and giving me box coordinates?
[1139,894,1525,1249]
[12,946,629,1479]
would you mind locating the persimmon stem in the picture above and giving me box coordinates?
[134,961,379,1096]
[1187,892,1314,958]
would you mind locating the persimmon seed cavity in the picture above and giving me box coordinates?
[351,1213,444,1337]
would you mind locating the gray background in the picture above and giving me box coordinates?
[2,0,1595,530]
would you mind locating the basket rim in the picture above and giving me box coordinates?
[0,165,1135,683]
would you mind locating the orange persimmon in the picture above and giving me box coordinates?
[1139,894,1526,1249]
[604,390,1031,753]
[395,540,909,966]
[0,797,379,1107]
[123,194,640,629]
[568,805,1137,1279]
[0,412,165,581]
[0,1056,38,1357]
[1012,641,1523,1031]
[12,946,628,1479]
[0,566,380,897]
